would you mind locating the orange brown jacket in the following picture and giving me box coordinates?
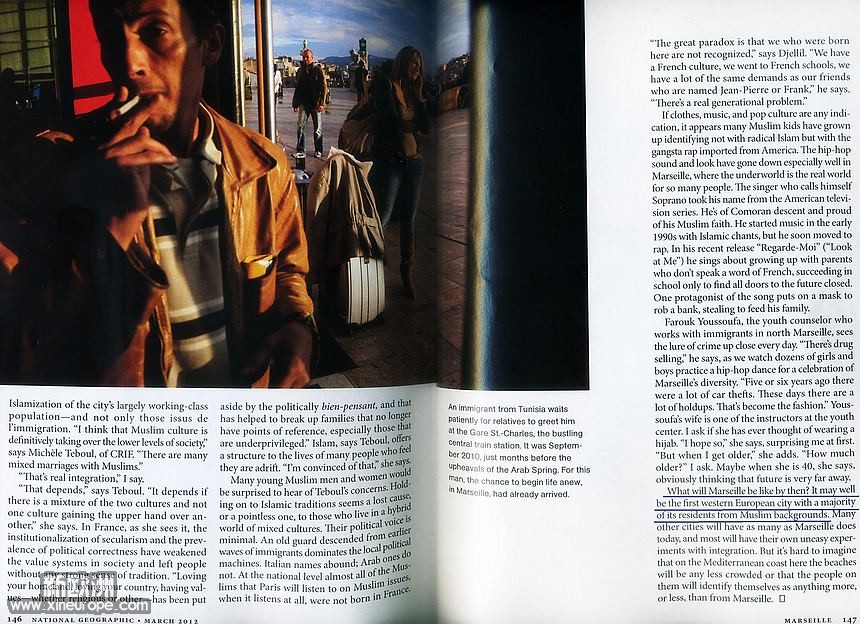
[0,104,312,387]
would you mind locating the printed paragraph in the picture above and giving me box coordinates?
[648,35,857,606]
[6,397,211,608]
[217,397,414,606]
[446,401,588,499]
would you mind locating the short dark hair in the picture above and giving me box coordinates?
[180,0,219,38]
[89,0,220,38]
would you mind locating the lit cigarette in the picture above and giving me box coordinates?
[115,95,141,117]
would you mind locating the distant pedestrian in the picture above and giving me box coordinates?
[292,48,327,157]
[369,46,428,299]
[355,59,368,102]
[274,64,283,103]
[244,69,252,100]
[322,65,332,112]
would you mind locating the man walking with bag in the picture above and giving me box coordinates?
[292,48,327,158]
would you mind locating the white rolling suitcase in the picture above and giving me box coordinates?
[337,256,385,327]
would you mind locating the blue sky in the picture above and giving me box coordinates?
[240,0,469,68]
[437,0,469,64]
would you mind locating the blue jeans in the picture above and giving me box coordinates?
[296,106,322,154]
[371,156,424,246]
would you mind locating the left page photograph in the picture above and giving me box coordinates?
[0,0,439,621]
[0,0,438,390]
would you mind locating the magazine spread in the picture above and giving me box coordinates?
[1,0,859,623]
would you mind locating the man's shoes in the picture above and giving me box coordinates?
[315,151,322,158]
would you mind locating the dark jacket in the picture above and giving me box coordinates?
[292,63,327,111]
[0,104,313,386]
[371,76,428,159]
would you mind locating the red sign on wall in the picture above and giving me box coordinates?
[68,0,112,114]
